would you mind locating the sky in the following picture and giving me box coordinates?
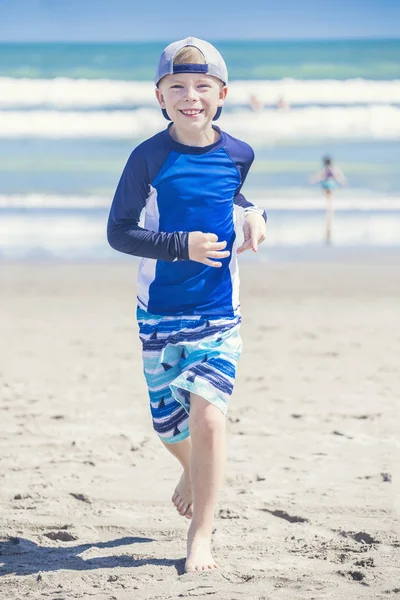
[0,0,399,42]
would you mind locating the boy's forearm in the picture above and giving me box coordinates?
[107,221,189,261]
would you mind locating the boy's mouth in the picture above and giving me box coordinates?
[179,109,204,117]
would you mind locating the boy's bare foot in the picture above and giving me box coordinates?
[185,531,217,572]
[172,471,193,519]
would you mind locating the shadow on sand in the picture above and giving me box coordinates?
[0,535,185,576]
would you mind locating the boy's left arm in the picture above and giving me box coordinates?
[233,147,267,254]
[235,194,267,254]
[227,138,267,254]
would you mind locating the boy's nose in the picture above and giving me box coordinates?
[184,86,199,101]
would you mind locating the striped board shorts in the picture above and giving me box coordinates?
[137,307,242,444]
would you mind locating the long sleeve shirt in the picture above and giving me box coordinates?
[107,125,266,316]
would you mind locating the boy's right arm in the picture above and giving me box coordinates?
[107,152,229,267]
[107,152,189,261]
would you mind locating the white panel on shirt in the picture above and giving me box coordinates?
[230,205,242,314]
[137,185,159,310]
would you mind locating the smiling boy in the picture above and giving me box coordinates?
[107,37,267,572]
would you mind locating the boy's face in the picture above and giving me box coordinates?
[156,73,228,133]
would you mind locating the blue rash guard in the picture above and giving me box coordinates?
[107,125,266,317]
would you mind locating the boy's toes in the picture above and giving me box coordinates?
[177,499,188,516]
[172,471,192,518]
[175,497,184,512]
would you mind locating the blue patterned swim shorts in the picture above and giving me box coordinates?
[137,307,242,444]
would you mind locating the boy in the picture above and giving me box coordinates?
[107,37,267,572]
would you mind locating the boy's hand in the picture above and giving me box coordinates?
[188,232,230,268]
[237,213,267,254]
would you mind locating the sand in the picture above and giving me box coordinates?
[1,259,399,599]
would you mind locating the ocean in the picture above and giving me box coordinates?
[1,39,400,260]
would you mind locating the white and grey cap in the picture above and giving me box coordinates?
[155,37,228,121]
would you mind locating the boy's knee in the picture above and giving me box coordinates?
[190,400,225,437]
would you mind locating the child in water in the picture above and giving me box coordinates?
[311,155,347,244]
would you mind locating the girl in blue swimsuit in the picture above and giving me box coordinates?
[310,155,347,244]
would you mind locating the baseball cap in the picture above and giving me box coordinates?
[155,37,228,121]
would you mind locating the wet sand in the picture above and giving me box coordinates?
[1,260,399,599]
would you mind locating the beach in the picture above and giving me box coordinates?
[1,258,399,599]
[1,36,400,599]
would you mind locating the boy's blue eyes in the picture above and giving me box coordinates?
[171,84,210,89]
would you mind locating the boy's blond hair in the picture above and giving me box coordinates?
[173,46,206,66]
[173,46,224,88]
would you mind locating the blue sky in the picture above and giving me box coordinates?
[0,0,399,41]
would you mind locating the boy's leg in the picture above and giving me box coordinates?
[139,308,240,568]
[137,308,195,517]
[167,320,241,570]
[185,392,226,572]
[161,437,193,518]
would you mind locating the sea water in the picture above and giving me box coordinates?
[1,39,399,260]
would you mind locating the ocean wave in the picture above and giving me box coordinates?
[2,193,400,210]
[1,77,400,109]
[1,209,399,260]
[2,106,400,141]
[0,194,111,208]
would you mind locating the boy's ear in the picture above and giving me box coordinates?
[155,87,166,108]
[217,85,228,107]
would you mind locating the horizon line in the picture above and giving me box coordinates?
[0,35,399,44]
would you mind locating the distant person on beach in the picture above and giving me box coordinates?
[310,155,347,244]
[249,93,263,112]
[249,94,290,112]
[277,94,289,110]
[107,38,267,573]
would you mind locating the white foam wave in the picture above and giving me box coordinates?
[0,109,161,138]
[1,210,399,260]
[229,79,400,107]
[0,78,153,108]
[2,193,400,211]
[1,77,400,109]
[1,106,400,141]
[265,215,400,246]
[0,194,111,208]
